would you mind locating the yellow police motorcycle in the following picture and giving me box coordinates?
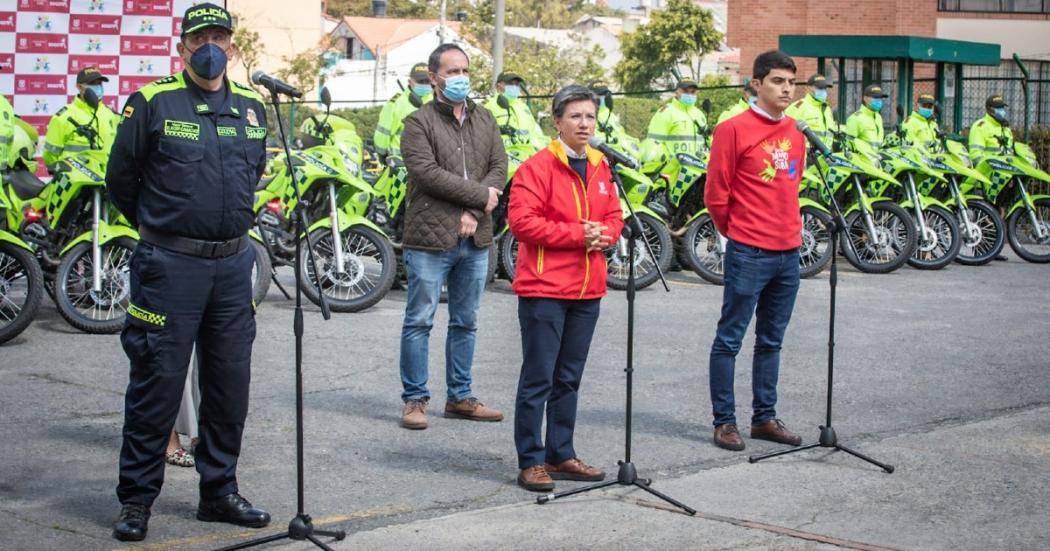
[971,134,1050,263]
[253,90,396,312]
[0,117,45,344]
[2,90,137,333]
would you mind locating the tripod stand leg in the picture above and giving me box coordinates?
[213,533,288,551]
[305,534,338,551]
[836,444,895,473]
[634,480,697,515]
[313,529,347,540]
[748,442,821,464]
[536,479,619,504]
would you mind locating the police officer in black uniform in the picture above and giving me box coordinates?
[106,3,270,542]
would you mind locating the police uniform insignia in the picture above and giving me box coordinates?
[246,108,259,126]
[123,106,135,118]
[195,103,209,113]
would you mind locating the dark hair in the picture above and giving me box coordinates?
[551,85,598,118]
[752,50,796,81]
[743,82,756,96]
[428,43,468,74]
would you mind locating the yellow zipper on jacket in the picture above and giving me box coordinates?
[536,245,544,274]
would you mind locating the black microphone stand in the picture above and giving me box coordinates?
[537,161,696,515]
[215,89,346,550]
[748,146,894,474]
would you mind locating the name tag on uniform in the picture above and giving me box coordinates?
[164,120,200,141]
[217,126,237,137]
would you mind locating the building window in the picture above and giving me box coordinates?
[938,0,1050,12]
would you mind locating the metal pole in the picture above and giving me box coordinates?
[493,0,505,93]
[837,57,848,123]
[1012,54,1031,141]
[439,0,447,44]
[954,63,964,134]
[935,62,946,126]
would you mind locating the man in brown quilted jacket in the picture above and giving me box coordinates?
[396,44,508,430]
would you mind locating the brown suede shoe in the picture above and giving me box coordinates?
[517,465,555,492]
[713,423,746,451]
[400,399,428,430]
[544,458,605,481]
[751,419,802,446]
[444,397,504,422]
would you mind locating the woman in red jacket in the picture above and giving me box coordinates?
[508,85,624,492]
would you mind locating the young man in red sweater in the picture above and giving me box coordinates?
[704,50,806,451]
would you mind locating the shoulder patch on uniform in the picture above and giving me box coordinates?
[122,106,135,118]
[139,74,186,102]
[230,80,263,102]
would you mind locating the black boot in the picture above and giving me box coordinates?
[197,493,271,528]
[112,503,150,542]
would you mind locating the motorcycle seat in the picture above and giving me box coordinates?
[8,170,48,201]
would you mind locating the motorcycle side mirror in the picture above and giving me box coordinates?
[702,98,712,115]
[604,91,614,112]
[895,104,905,118]
[497,94,510,110]
[83,87,100,110]
[320,87,332,111]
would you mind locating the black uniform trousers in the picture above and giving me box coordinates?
[117,241,256,506]
[514,297,601,470]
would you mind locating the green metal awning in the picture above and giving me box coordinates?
[779,35,1001,66]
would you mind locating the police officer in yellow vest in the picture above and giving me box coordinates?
[43,66,119,172]
[646,79,708,159]
[716,82,756,126]
[844,84,889,149]
[968,94,1014,164]
[901,94,940,150]
[786,74,838,147]
[483,71,547,151]
[374,62,433,160]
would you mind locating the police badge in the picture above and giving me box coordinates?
[246,108,259,127]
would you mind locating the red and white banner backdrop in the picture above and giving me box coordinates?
[2,0,221,173]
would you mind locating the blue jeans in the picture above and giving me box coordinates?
[399,239,489,402]
[709,240,800,427]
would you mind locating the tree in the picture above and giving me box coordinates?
[469,37,607,99]
[614,0,723,92]
[276,40,334,98]
[232,23,263,86]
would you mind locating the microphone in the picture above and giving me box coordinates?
[587,136,639,170]
[251,70,303,98]
[795,119,832,158]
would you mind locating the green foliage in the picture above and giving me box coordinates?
[698,74,742,123]
[614,0,723,91]
[231,18,262,87]
[470,37,607,98]
[326,0,472,18]
[333,105,384,143]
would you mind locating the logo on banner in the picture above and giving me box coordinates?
[0,13,14,32]
[137,59,154,73]
[33,99,50,113]
[139,19,155,33]
[34,57,51,72]
[35,15,52,31]
[90,0,106,11]
[86,37,103,52]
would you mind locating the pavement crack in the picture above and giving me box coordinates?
[0,507,107,541]
[19,372,124,397]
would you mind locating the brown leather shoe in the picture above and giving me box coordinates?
[750,419,802,446]
[713,423,745,451]
[544,458,605,481]
[517,465,555,492]
[444,397,504,422]
[400,399,428,430]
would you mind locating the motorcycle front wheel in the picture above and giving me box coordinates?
[249,239,273,307]
[54,237,135,334]
[498,231,518,282]
[606,212,673,290]
[840,202,917,274]
[300,226,397,312]
[906,205,961,270]
[799,206,833,279]
[1006,197,1050,263]
[680,213,725,285]
[0,241,44,344]
[955,199,1005,266]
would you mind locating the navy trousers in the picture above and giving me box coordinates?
[514,297,600,470]
[117,241,256,506]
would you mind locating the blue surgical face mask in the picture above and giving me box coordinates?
[503,84,521,100]
[993,107,1007,120]
[412,83,432,97]
[870,99,883,112]
[87,84,104,100]
[918,106,934,119]
[188,42,227,80]
[813,89,828,102]
[439,74,470,103]
[679,93,697,106]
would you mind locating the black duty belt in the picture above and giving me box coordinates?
[139,226,247,259]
